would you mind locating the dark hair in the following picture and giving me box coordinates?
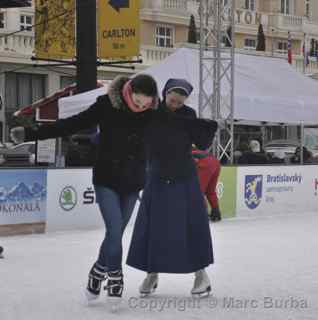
[167,88,189,97]
[130,74,158,97]
[295,146,312,160]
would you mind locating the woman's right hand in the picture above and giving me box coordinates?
[10,127,25,144]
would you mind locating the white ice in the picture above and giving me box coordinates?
[1,211,317,320]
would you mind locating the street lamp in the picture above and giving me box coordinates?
[271,27,276,56]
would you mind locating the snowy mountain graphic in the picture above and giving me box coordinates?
[7,182,34,201]
[0,181,47,202]
[0,186,7,202]
[31,182,46,199]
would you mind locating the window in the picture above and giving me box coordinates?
[13,142,35,154]
[5,72,46,139]
[5,72,46,113]
[155,26,174,48]
[60,76,76,89]
[281,0,292,15]
[0,12,5,29]
[245,0,255,11]
[277,41,288,53]
[244,38,256,50]
[309,38,318,57]
[20,15,33,31]
[305,0,311,18]
[196,28,208,44]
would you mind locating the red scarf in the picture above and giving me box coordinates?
[122,80,155,112]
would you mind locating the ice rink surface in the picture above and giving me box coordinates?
[1,211,317,320]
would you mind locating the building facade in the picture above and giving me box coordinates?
[140,0,318,68]
[1,0,318,141]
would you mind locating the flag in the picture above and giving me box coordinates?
[287,32,292,64]
[302,41,310,67]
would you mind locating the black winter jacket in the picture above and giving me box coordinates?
[144,103,218,182]
[25,76,154,194]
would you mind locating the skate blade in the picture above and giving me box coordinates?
[139,283,158,298]
[84,289,99,304]
[107,296,122,313]
[191,285,211,298]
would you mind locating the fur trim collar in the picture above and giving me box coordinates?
[107,76,130,111]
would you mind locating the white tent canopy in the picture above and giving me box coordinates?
[58,83,109,119]
[142,47,318,125]
[58,48,318,125]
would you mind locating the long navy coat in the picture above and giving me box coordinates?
[126,104,218,273]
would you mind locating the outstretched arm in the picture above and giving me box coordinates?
[13,97,106,143]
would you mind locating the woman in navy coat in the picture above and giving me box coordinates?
[126,79,218,297]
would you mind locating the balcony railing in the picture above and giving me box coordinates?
[140,45,175,66]
[141,0,187,12]
[140,44,318,75]
[269,14,303,32]
[0,32,34,55]
[163,0,187,10]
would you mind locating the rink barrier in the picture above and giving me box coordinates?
[1,166,318,235]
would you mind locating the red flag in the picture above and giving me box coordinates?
[287,32,292,64]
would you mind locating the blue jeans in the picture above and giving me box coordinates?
[94,185,139,271]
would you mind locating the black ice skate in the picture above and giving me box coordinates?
[85,263,108,301]
[104,270,124,312]
[0,246,3,259]
[104,270,124,298]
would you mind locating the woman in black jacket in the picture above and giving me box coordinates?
[10,74,159,300]
[126,79,218,297]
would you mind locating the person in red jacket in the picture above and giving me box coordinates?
[192,146,222,222]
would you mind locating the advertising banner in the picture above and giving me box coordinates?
[35,0,75,59]
[0,169,47,225]
[46,169,103,232]
[236,165,318,217]
[217,167,237,218]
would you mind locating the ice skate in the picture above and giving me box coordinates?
[0,246,3,259]
[191,269,211,298]
[85,263,107,302]
[139,273,158,297]
[104,270,123,312]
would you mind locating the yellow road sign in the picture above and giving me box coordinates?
[98,0,140,59]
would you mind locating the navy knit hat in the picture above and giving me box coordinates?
[162,78,194,98]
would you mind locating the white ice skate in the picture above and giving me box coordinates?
[139,273,158,297]
[191,269,211,298]
[85,289,100,302]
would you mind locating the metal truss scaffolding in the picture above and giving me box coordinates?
[199,0,235,163]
